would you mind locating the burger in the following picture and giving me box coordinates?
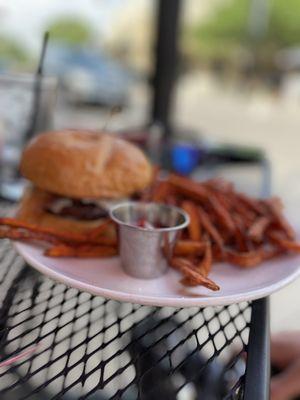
[17,129,152,234]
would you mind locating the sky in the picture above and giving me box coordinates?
[0,0,126,53]
[0,1,207,56]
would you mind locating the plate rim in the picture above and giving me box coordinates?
[14,241,300,307]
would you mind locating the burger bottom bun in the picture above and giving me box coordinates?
[17,186,116,237]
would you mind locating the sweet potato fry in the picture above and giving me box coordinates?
[169,174,210,202]
[170,257,220,291]
[204,178,234,194]
[198,206,224,249]
[268,231,300,252]
[237,193,266,215]
[265,196,284,211]
[165,194,178,206]
[0,227,61,244]
[180,276,199,286]
[87,219,115,240]
[212,245,224,262]
[150,165,161,187]
[230,213,250,252]
[208,193,236,234]
[232,213,247,231]
[235,227,249,252]
[90,236,117,246]
[248,216,271,243]
[139,165,160,201]
[139,189,152,202]
[139,165,161,201]
[212,191,233,212]
[184,255,200,264]
[230,195,256,225]
[45,244,117,258]
[151,181,172,203]
[0,218,116,246]
[181,201,202,241]
[197,240,212,277]
[174,240,207,256]
[262,246,285,260]
[180,271,217,288]
[226,249,265,268]
[263,199,295,240]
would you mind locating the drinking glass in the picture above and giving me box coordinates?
[0,73,57,200]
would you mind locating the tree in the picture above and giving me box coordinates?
[47,17,93,46]
[268,0,300,47]
[188,0,300,69]
[0,36,29,65]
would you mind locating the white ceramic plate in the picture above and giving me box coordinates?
[14,241,300,307]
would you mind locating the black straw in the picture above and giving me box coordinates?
[24,31,49,143]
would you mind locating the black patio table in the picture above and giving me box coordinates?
[0,159,270,400]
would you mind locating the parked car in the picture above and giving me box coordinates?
[45,45,132,108]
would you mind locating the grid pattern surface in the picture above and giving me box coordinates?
[0,156,271,399]
[0,236,251,400]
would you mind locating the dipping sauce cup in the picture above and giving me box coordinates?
[110,202,189,279]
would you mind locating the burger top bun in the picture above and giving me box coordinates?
[20,130,153,199]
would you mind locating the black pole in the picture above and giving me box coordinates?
[244,298,270,400]
[151,0,181,137]
[24,31,49,143]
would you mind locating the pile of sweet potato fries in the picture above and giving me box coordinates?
[0,174,299,291]
[142,174,300,290]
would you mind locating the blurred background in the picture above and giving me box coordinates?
[0,0,299,332]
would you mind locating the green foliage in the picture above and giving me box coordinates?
[47,17,93,45]
[190,0,300,65]
[195,0,250,43]
[0,36,28,64]
[268,0,300,47]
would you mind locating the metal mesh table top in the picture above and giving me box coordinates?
[0,235,251,400]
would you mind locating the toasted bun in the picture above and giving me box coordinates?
[17,186,114,235]
[20,130,152,199]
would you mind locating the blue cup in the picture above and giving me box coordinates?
[171,142,202,175]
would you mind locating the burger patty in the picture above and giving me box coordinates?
[45,198,108,221]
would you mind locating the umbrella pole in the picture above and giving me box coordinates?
[151,0,182,138]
